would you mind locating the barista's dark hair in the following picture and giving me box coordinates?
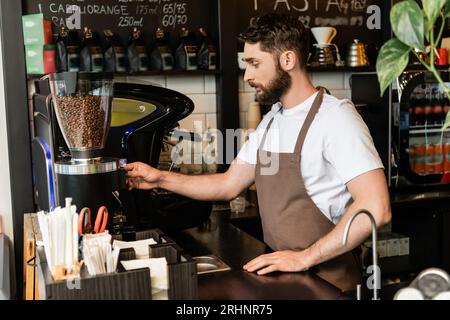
[238,13,309,70]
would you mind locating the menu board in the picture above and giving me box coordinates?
[237,0,387,50]
[23,0,215,43]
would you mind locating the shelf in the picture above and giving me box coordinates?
[410,124,443,129]
[409,126,448,134]
[405,64,450,72]
[306,65,375,73]
[26,69,221,79]
[390,185,450,204]
[238,65,375,74]
[123,69,221,77]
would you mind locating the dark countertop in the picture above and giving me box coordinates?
[171,209,351,300]
[169,190,412,300]
[390,185,450,205]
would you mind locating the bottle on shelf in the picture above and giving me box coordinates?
[103,29,128,73]
[445,137,450,173]
[128,27,149,72]
[443,92,450,126]
[56,27,81,72]
[434,142,444,174]
[197,27,217,71]
[434,89,444,126]
[429,87,440,125]
[414,86,425,126]
[424,85,433,126]
[80,27,104,72]
[175,27,198,71]
[413,143,426,175]
[149,28,174,71]
[409,90,417,126]
[425,143,435,175]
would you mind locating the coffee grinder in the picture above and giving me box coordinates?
[33,76,212,234]
[47,72,126,220]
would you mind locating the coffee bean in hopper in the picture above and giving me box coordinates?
[55,96,108,149]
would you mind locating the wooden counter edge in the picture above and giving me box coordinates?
[23,213,40,300]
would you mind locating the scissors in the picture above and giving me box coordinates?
[77,206,109,235]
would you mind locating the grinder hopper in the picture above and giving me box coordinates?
[48,72,114,161]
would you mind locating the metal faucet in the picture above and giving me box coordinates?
[342,209,380,300]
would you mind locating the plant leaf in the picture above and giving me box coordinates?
[424,15,431,41]
[376,39,410,96]
[423,0,447,33]
[390,0,425,51]
[445,0,450,18]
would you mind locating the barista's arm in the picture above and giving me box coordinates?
[125,158,255,202]
[243,168,391,274]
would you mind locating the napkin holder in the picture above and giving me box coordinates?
[36,245,152,300]
[114,229,198,300]
[36,228,197,300]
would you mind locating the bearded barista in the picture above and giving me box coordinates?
[125,14,391,291]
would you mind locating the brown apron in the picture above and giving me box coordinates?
[254,87,361,292]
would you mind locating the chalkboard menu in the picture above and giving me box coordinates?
[23,0,216,44]
[237,0,387,51]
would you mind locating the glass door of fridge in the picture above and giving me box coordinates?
[397,70,450,186]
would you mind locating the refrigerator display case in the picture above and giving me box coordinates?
[393,70,450,187]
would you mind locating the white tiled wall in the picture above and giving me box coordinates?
[312,72,352,98]
[125,74,218,133]
[166,75,204,94]
[126,74,219,171]
[311,72,344,90]
[185,94,216,114]
[124,75,166,87]
[204,75,217,94]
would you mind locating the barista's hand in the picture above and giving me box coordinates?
[125,162,162,190]
[243,250,311,275]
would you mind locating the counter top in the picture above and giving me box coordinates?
[170,210,350,300]
[390,185,450,205]
[170,190,412,300]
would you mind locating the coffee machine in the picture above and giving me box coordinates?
[31,73,212,233]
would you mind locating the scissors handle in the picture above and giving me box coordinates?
[94,206,109,234]
[78,207,92,235]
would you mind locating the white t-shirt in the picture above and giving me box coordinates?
[238,92,384,224]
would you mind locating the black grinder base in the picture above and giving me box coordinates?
[55,158,126,230]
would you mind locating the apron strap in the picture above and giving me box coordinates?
[257,86,328,154]
[293,87,326,155]
[257,106,282,152]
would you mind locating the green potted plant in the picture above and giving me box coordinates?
[377,0,450,128]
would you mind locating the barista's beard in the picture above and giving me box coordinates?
[250,65,292,106]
